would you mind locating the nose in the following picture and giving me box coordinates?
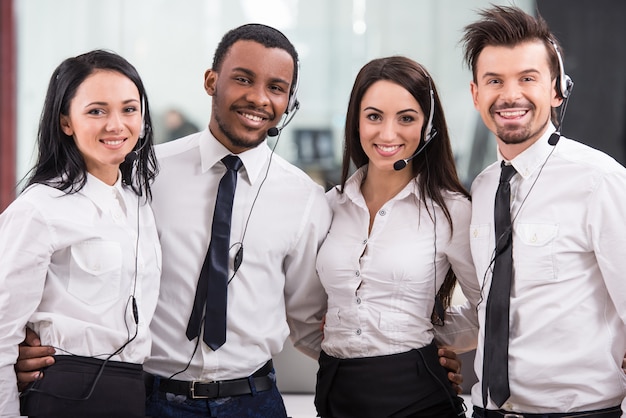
[105,111,124,133]
[379,120,397,142]
[245,84,270,108]
[500,81,523,102]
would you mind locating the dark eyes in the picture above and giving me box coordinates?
[365,113,416,123]
[86,106,138,116]
[234,77,287,94]
[487,76,535,85]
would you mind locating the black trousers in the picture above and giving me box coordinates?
[20,355,145,418]
[473,405,623,418]
[314,342,466,418]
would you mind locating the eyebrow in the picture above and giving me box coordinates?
[480,68,541,80]
[84,98,140,108]
[363,106,419,115]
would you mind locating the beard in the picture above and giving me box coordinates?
[490,102,548,145]
[212,87,270,150]
[495,124,534,145]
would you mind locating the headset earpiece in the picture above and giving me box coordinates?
[286,60,300,115]
[139,97,146,139]
[550,39,573,99]
[422,69,437,143]
[561,74,573,99]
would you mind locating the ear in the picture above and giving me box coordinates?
[551,79,564,108]
[60,115,73,136]
[204,69,217,96]
[470,81,480,110]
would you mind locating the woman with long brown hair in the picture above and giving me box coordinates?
[314,56,480,418]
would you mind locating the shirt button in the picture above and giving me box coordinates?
[355,271,360,277]
[379,209,386,216]
[355,329,361,335]
[92,263,101,271]
[356,297,361,304]
[362,239,367,245]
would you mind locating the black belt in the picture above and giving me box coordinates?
[474,405,623,418]
[146,360,273,399]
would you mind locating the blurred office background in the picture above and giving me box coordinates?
[3,0,626,209]
[1,0,625,411]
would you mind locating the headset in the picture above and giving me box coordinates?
[550,39,573,100]
[422,75,437,143]
[547,39,574,145]
[267,60,301,137]
[393,69,437,171]
[124,98,147,164]
[286,61,301,115]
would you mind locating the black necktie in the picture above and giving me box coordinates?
[482,161,516,407]
[186,155,243,350]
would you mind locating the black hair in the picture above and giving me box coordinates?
[25,49,158,199]
[211,23,299,100]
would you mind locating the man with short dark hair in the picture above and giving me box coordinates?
[450,5,626,417]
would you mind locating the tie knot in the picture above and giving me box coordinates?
[222,155,243,172]
[500,162,517,183]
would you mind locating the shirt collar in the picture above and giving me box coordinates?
[498,123,558,180]
[198,128,271,185]
[82,172,127,215]
[343,165,418,203]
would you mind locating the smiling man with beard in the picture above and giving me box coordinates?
[443,5,626,418]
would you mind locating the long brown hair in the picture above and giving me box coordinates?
[339,56,469,317]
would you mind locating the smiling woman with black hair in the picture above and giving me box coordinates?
[0,49,161,417]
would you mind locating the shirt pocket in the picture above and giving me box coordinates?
[514,223,558,282]
[469,224,491,278]
[68,240,122,305]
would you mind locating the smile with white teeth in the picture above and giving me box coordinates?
[498,110,527,118]
[102,139,124,145]
[242,113,264,122]
[377,144,400,152]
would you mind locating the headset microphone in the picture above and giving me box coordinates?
[267,97,300,138]
[124,138,148,164]
[394,72,437,171]
[393,141,433,171]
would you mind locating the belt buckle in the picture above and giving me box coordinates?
[189,380,216,399]
[503,414,524,418]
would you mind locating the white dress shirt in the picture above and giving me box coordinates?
[464,126,626,413]
[316,166,481,359]
[144,129,331,381]
[0,174,161,416]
